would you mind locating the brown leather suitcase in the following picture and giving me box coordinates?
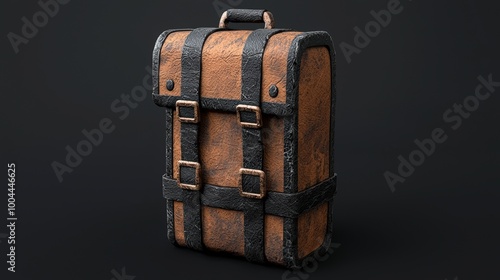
[152,9,337,267]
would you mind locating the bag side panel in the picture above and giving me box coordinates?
[296,46,332,259]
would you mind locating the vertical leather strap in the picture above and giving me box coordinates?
[239,28,286,263]
[178,27,219,251]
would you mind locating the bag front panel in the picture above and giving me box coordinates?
[172,109,286,264]
[154,25,336,267]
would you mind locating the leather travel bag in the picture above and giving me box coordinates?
[152,9,338,268]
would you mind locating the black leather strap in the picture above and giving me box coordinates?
[165,109,176,245]
[239,28,286,263]
[178,27,219,251]
[153,94,294,117]
[163,175,337,218]
[266,176,336,217]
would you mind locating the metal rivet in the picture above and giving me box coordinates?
[269,84,279,98]
[166,79,175,91]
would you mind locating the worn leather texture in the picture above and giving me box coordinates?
[239,28,287,263]
[296,46,332,259]
[178,28,221,252]
[159,31,189,96]
[226,9,267,23]
[153,25,336,268]
[163,175,337,218]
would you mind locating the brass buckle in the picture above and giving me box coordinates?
[238,168,266,199]
[236,105,262,129]
[176,100,200,124]
[177,160,201,191]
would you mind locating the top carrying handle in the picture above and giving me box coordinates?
[219,9,275,29]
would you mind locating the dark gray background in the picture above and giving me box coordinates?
[1,0,499,279]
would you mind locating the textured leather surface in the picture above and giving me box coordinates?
[201,31,250,100]
[297,47,332,191]
[153,28,337,268]
[298,203,328,258]
[177,110,286,192]
[159,31,190,96]
[173,201,185,246]
[261,32,301,104]
[155,30,302,114]
[226,9,267,23]
[178,27,221,251]
[165,108,176,245]
[166,199,176,244]
[296,46,332,259]
[239,29,286,263]
[194,109,286,263]
[202,206,244,255]
[163,175,337,218]
[280,32,336,268]
[156,31,188,247]
[153,95,294,116]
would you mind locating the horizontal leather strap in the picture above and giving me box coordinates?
[153,94,294,117]
[163,174,337,218]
